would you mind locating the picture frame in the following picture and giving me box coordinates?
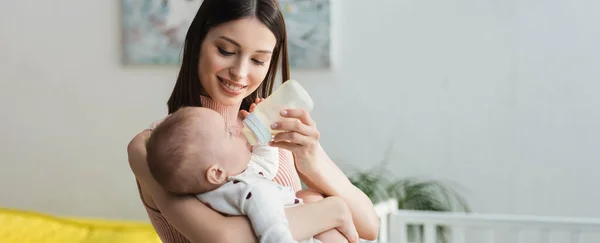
[120,0,331,69]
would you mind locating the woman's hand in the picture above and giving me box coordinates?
[269,109,381,240]
[269,108,321,174]
[239,97,264,119]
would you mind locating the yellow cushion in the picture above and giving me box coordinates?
[0,207,161,243]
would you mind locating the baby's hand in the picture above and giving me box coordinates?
[337,216,359,243]
[239,97,265,119]
[329,197,359,243]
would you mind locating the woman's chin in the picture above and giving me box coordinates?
[212,92,246,106]
[205,84,253,107]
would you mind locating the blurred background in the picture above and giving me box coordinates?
[1,0,599,242]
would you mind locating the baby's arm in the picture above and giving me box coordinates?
[197,180,296,242]
[241,184,297,243]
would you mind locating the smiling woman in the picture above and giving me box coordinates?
[127,0,379,243]
[166,0,290,114]
[197,21,277,102]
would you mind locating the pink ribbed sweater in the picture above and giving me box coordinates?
[138,96,302,243]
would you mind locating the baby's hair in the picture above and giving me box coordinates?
[146,107,207,195]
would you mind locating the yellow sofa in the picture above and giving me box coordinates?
[0,207,161,243]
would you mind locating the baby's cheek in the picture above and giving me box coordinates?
[225,125,253,153]
[230,126,252,150]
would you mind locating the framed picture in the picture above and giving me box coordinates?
[121,0,331,68]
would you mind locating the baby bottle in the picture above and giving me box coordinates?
[241,80,314,146]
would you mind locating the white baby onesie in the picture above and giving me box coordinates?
[196,145,321,243]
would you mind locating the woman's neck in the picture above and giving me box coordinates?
[200,95,241,127]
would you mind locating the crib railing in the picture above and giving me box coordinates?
[371,199,600,243]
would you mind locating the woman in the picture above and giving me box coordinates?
[127,0,379,242]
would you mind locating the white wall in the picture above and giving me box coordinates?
[1,0,599,221]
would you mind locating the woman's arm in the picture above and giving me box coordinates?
[128,130,253,243]
[299,143,380,241]
[127,130,349,243]
[269,109,380,241]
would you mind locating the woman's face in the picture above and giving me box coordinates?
[198,17,277,106]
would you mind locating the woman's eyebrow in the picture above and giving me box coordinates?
[219,36,272,54]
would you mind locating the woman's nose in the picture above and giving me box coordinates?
[229,61,249,81]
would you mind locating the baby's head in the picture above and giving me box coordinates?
[146,107,251,195]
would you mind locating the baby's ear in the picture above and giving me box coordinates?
[206,164,227,185]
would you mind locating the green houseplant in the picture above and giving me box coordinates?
[346,141,471,243]
[348,170,471,212]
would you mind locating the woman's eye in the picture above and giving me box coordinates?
[218,47,235,56]
[252,59,265,66]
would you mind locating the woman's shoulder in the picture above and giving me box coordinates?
[129,113,175,182]
[147,114,171,131]
[127,130,153,179]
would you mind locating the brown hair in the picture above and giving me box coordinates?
[167,0,290,114]
[146,107,207,194]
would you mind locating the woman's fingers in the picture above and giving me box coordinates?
[268,140,299,152]
[239,110,250,119]
[271,131,312,145]
[248,97,264,113]
[280,109,315,127]
[271,120,315,137]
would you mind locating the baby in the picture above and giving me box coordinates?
[145,106,356,243]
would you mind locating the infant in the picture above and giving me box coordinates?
[146,106,320,243]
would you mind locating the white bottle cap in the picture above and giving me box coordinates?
[242,113,272,145]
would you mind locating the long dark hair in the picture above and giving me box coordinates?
[167,0,290,114]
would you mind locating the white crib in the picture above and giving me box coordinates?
[371,199,600,243]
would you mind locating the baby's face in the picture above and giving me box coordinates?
[199,110,252,168]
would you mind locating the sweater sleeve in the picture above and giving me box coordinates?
[272,148,303,192]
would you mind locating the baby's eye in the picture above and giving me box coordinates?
[226,126,242,137]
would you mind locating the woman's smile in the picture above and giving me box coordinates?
[217,76,247,95]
